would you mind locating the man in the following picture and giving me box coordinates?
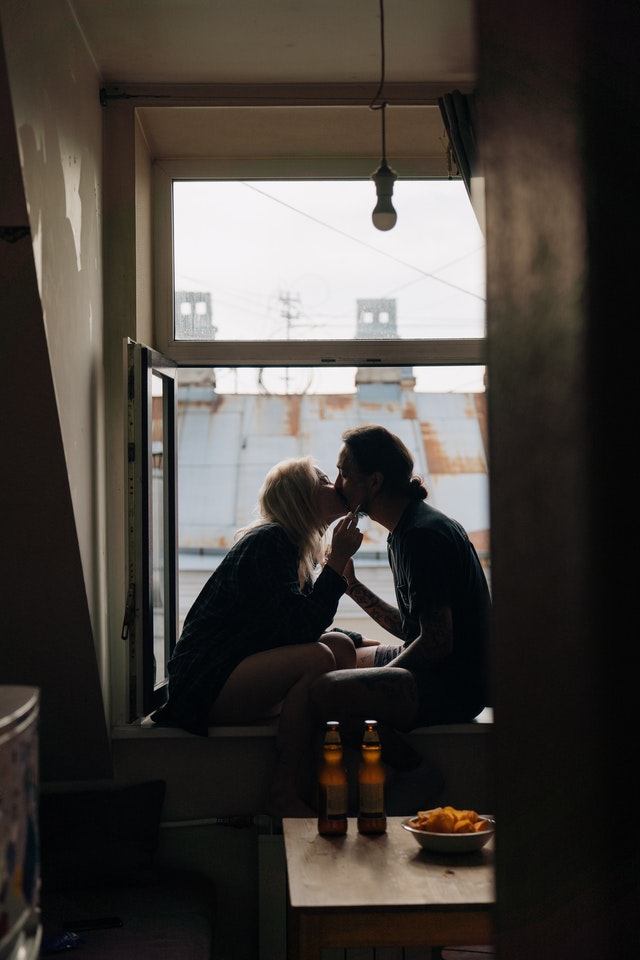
[311,424,491,791]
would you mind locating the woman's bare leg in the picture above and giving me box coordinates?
[321,631,381,668]
[318,631,357,669]
[211,642,339,818]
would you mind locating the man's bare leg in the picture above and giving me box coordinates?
[310,666,423,770]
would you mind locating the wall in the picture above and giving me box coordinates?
[100,100,153,723]
[0,0,111,779]
[0,0,157,747]
[479,1,637,958]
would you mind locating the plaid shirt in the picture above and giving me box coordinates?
[151,523,347,735]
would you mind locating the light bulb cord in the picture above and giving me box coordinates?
[370,0,386,110]
[370,0,388,162]
[380,103,388,164]
[369,0,387,161]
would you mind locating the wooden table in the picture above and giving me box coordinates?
[283,817,494,960]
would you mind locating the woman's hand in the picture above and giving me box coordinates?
[325,514,363,576]
[342,557,358,591]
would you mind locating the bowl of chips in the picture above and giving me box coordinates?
[402,806,494,853]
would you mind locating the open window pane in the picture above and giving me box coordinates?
[127,342,177,719]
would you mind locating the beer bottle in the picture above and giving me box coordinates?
[357,719,387,834]
[317,721,348,836]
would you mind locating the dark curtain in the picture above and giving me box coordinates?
[438,90,478,198]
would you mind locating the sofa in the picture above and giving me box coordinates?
[38,780,217,959]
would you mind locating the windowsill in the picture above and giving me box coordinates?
[112,716,280,739]
[112,708,493,740]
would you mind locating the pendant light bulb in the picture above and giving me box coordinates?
[371,160,397,231]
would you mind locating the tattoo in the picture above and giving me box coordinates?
[348,583,404,639]
[396,606,453,670]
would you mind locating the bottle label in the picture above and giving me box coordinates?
[325,782,348,818]
[359,782,384,817]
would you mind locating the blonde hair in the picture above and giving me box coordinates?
[237,456,329,585]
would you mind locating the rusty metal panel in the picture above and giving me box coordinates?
[413,393,489,476]
[177,387,489,555]
[429,474,490,539]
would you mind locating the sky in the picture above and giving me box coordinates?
[173,179,486,393]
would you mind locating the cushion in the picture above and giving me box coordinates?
[39,780,166,891]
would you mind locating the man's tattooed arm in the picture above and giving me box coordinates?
[346,580,404,638]
[392,606,454,670]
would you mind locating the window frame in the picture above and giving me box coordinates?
[130,159,486,723]
[126,340,178,720]
[152,161,486,370]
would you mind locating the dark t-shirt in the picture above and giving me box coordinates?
[151,523,347,735]
[387,500,491,724]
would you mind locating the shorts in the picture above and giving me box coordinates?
[373,643,404,666]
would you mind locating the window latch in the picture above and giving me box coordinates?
[121,583,135,640]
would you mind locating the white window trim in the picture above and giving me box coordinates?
[152,161,486,369]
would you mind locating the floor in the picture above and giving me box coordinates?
[440,949,494,960]
[318,948,494,959]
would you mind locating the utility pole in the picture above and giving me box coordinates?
[279,290,300,393]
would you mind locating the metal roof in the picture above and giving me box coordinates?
[177,378,489,560]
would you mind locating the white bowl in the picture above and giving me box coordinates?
[401,814,495,854]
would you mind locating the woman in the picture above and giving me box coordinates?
[151,455,372,818]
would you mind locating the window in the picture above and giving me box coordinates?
[153,168,485,369]
[129,169,487,721]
